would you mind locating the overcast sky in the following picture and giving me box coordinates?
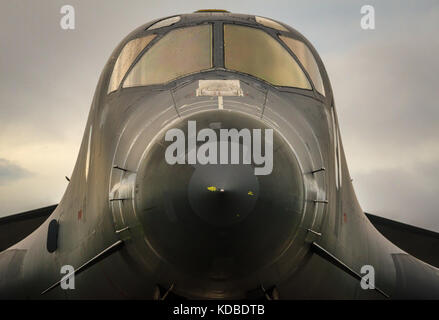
[0,1,438,232]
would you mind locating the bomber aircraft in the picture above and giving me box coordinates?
[1,10,438,299]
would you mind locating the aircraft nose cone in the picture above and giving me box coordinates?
[134,111,304,279]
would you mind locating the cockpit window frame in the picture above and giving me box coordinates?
[247,21,329,101]
[107,33,161,96]
[279,35,326,97]
[122,23,214,88]
[107,22,214,93]
[222,23,315,91]
[107,34,157,94]
[106,18,329,104]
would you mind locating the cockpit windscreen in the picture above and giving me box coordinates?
[123,24,212,88]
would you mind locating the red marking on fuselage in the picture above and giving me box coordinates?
[343,212,347,223]
[78,209,83,220]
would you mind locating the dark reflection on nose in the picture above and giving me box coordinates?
[188,164,259,227]
[135,111,304,280]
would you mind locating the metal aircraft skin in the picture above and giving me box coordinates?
[1,11,438,300]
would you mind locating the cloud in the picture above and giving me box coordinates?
[0,158,32,185]
[355,159,439,232]
[324,5,439,230]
